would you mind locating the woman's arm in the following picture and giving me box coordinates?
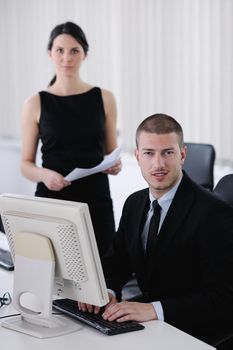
[101,89,122,175]
[20,93,43,182]
[101,89,118,154]
[20,94,71,190]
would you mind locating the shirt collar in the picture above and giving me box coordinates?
[149,173,183,213]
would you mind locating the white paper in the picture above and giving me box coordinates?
[65,146,122,181]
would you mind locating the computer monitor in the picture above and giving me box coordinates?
[0,193,109,338]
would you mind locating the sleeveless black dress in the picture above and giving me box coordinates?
[36,87,115,257]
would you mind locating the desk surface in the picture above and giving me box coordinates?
[0,234,215,350]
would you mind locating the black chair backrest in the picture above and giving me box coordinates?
[212,174,233,348]
[213,174,233,207]
[182,142,215,191]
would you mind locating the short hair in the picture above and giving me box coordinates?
[136,113,184,148]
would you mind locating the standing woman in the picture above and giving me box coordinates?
[20,22,121,257]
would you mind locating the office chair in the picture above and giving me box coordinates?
[213,174,233,207]
[212,174,233,350]
[182,142,216,191]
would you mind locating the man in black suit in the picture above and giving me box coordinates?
[80,114,233,346]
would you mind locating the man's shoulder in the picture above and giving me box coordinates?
[120,188,149,223]
[122,188,149,211]
[181,172,233,213]
[126,188,149,201]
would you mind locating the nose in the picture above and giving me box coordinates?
[153,152,165,168]
[63,53,72,62]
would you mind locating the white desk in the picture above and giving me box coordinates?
[0,235,215,350]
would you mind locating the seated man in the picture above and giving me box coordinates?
[80,113,233,346]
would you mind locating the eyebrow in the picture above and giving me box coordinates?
[54,45,80,49]
[141,147,175,152]
[162,147,175,151]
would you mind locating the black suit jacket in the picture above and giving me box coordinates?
[103,173,233,344]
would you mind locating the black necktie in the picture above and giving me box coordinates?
[146,200,161,254]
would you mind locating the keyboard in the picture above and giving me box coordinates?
[53,298,145,335]
[0,248,14,270]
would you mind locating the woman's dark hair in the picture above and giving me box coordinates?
[47,22,89,86]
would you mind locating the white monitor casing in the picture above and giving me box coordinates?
[0,194,109,338]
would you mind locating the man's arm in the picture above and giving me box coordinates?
[102,196,137,299]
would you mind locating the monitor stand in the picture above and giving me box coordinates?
[2,232,81,338]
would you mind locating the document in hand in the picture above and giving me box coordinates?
[64,146,122,182]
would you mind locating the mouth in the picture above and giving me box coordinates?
[151,171,168,180]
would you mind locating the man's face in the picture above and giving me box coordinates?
[135,131,187,198]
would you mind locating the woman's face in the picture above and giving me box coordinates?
[48,34,86,77]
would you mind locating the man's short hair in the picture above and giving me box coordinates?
[136,113,184,148]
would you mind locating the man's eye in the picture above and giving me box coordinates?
[164,150,174,156]
[56,48,63,53]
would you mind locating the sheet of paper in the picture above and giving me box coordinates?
[65,146,122,182]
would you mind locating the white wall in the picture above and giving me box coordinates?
[0,0,233,165]
[0,139,34,195]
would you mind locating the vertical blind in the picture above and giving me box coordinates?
[0,0,232,164]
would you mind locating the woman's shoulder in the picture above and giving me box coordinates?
[23,93,40,109]
[100,88,115,100]
[100,88,116,109]
[22,93,41,122]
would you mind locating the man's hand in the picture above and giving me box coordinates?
[78,301,101,314]
[78,293,118,314]
[102,301,157,322]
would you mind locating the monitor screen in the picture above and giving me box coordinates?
[0,193,109,338]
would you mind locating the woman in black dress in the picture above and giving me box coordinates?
[20,22,121,257]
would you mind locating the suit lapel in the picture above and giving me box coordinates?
[130,190,150,268]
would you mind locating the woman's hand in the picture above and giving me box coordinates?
[104,159,122,175]
[41,168,71,191]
